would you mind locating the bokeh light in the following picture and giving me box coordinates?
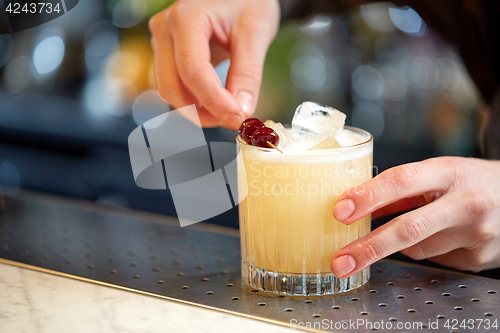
[84,20,119,73]
[299,15,332,35]
[103,37,154,101]
[352,65,385,100]
[360,3,395,32]
[435,57,461,91]
[83,76,134,118]
[33,36,65,75]
[112,0,148,28]
[290,56,327,92]
[389,7,425,35]
[132,90,170,126]
[408,56,439,90]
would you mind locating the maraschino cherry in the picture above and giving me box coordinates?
[251,127,280,148]
[238,118,265,144]
[239,117,283,153]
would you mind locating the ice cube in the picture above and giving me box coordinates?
[291,101,346,138]
[308,137,341,150]
[264,119,294,148]
[290,128,325,149]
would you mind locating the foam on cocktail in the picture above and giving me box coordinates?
[239,128,372,163]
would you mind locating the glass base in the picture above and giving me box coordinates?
[242,263,369,296]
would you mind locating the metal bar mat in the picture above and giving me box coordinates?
[1,192,499,332]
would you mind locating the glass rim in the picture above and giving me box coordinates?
[236,126,373,154]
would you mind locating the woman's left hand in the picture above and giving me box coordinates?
[330,156,500,277]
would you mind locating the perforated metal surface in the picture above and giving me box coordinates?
[1,192,499,333]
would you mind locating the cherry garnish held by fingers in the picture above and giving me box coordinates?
[251,127,281,151]
[238,118,265,144]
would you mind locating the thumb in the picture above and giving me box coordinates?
[225,22,275,116]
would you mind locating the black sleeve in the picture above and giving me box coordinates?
[482,88,500,160]
[279,0,368,22]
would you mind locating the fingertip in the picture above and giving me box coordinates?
[331,254,356,278]
[333,199,355,222]
[235,90,255,116]
[221,112,245,130]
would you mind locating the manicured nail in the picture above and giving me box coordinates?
[235,91,254,115]
[331,255,356,277]
[333,199,355,221]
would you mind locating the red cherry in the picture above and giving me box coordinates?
[251,127,280,148]
[238,118,265,144]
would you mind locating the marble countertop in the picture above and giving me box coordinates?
[0,262,290,333]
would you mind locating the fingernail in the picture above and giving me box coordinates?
[222,112,244,130]
[331,255,356,277]
[235,91,254,115]
[333,199,355,221]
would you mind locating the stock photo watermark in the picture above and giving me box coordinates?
[2,0,80,33]
[290,318,499,331]
[128,104,377,226]
[247,161,377,200]
[290,318,425,330]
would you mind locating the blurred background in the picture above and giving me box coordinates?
[0,1,483,229]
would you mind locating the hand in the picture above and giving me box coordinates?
[330,156,500,277]
[149,0,280,130]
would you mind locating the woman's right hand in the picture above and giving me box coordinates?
[149,0,280,130]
